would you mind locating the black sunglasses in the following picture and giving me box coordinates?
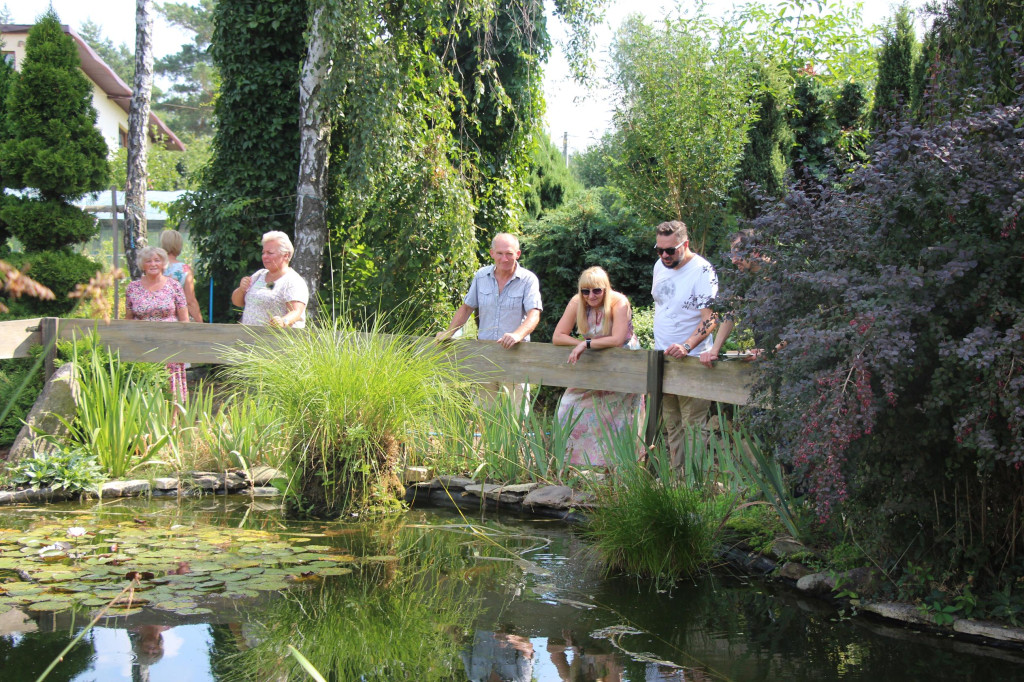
[580,288,604,296]
[655,246,679,256]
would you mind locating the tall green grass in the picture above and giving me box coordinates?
[220,316,472,518]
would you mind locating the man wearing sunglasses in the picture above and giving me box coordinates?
[652,220,718,473]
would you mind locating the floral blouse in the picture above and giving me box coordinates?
[125,278,187,321]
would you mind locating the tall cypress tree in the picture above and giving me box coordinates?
[0,55,16,252]
[871,4,918,130]
[0,11,107,315]
[732,64,791,218]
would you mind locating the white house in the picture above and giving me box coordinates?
[1,23,184,154]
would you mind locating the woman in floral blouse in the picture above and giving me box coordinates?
[125,246,190,403]
[230,231,309,328]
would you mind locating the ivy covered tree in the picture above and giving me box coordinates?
[0,11,106,315]
[177,0,307,322]
[871,5,918,130]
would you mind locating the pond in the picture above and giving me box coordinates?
[0,497,1021,681]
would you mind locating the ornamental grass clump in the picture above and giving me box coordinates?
[221,317,471,519]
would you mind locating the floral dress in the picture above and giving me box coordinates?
[556,306,646,467]
[125,278,189,403]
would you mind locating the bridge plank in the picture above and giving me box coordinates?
[0,318,42,359]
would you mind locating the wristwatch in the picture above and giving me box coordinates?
[586,339,592,349]
[682,342,691,353]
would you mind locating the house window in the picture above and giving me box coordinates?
[119,127,129,149]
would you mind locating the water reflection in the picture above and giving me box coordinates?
[1,499,1023,681]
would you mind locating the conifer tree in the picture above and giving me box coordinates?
[871,5,917,130]
[0,55,15,251]
[733,64,791,218]
[0,11,108,250]
[0,11,107,314]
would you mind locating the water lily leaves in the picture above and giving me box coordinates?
[0,517,370,618]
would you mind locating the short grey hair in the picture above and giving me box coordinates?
[136,246,169,271]
[490,232,520,251]
[262,231,295,257]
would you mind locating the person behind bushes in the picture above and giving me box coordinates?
[159,229,203,323]
[551,266,645,467]
[231,231,309,328]
[125,246,190,402]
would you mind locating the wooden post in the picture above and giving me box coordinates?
[40,317,59,380]
[111,187,120,319]
[644,349,664,449]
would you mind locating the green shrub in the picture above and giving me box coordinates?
[5,445,104,493]
[1,250,99,317]
[0,355,43,446]
[220,316,472,519]
[0,196,98,251]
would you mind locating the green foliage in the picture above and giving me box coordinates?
[0,356,43,446]
[789,75,839,184]
[871,4,918,130]
[5,445,105,494]
[523,132,580,220]
[920,0,1024,111]
[109,137,211,191]
[521,187,650,342]
[178,0,307,322]
[220,315,472,519]
[833,81,871,167]
[732,0,878,87]
[0,56,14,246]
[608,11,755,250]
[0,250,99,317]
[1,196,98,251]
[569,135,613,189]
[585,460,719,581]
[154,0,219,137]
[0,11,109,199]
[55,338,170,479]
[732,64,792,218]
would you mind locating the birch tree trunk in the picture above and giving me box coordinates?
[124,0,154,280]
[290,3,332,316]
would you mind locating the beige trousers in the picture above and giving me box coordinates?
[662,394,711,473]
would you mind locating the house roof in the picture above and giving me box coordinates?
[1,23,185,152]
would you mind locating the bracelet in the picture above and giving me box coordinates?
[586,339,591,349]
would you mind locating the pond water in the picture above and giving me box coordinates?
[0,496,1021,681]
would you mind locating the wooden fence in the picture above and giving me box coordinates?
[0,317,757,446]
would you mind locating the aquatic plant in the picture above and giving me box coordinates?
[220,316,472,518]
[584,453,719,581]
[53,339,170,479]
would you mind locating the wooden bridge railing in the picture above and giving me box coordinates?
[1,317,757,446]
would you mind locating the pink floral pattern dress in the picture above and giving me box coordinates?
[556,306,646,467]
[125,277,189,403]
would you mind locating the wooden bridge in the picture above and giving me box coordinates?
[1,317,757,446]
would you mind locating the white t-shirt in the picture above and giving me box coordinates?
[240,268,309,328]
[651,254,718,354]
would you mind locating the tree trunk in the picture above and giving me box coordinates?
[124,0,155,280]
[291,3,332,317]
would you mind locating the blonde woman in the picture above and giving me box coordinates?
[551,267,645,466]
[160,229,203,322]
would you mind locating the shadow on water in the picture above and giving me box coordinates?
[1,497,1022,681]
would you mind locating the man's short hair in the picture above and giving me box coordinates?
[655,221,688,242]
[491,232,520,251]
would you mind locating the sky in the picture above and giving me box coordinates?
[4,0,927,155]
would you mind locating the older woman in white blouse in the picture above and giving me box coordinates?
[231,231,309,328]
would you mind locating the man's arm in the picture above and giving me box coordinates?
[498,308,540,349]
[665,307,717,359]
[436,303,475,341]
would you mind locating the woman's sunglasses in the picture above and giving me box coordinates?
[655,246,679,256]
[580,288,604,296]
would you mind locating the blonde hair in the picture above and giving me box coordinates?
[159,229,184,257]
[575,266,615,337]
[136,246,169,272]
[262,231,295,257]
